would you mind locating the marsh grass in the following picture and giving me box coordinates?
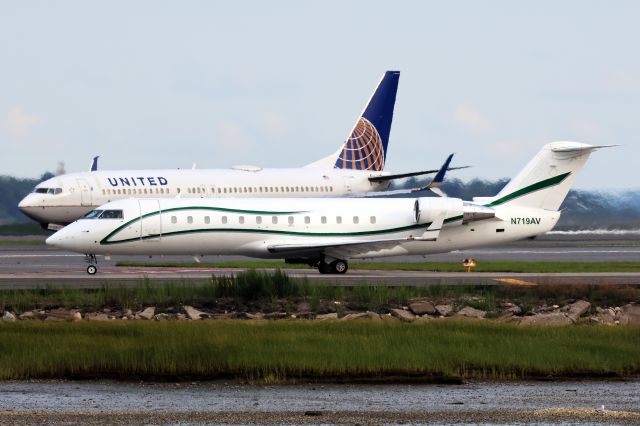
[117,260,640,273]
[0,321,637,381]
[0,269,638,314]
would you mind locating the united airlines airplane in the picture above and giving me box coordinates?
[20,71,459,230]
[47,142,606,275]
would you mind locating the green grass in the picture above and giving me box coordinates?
[116,260,640,273]
[0,223,49,236]
[0,321,637,381]
[0,238,44,245]
[1,269,638,314]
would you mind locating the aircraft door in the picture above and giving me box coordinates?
[138,199,162,242]
[76,178,93,206]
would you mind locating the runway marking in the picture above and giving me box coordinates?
[494,278,537,286]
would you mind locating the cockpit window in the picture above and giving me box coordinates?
[33,187,62,195]
[83,210,104,219]
[99,210,123,219]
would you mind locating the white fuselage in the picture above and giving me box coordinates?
[19,168,389,226]
[46,196,560,260]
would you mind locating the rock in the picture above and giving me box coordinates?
[518,312,572,326]
[86,313,111,321]
[435,304,453,317]
[456,306,486,319]
[595,306,617,325]
[499,302,522,317]
[236,312,264,320]
[18,311,37,320]
[316,313,338,321]
[340,312,374,321]
[72,311,82,321]
[154,313,170,321]
[390,308,416,322]
[564,300,591,322]
[408,301,436,316]
[297,302,310,313]
[138,307,155,320]
[618,304,640,325]
[183,305,208,320]
[264,312,288,320]
[44,309,77,322]
[2,311,16,322]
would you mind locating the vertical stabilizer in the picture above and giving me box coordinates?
[481,142,603,211]
[305,71,400,170]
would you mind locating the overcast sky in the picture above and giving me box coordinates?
[1,1,638,190]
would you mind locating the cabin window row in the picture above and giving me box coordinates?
[168,215,378,225]
[102,186,335,196]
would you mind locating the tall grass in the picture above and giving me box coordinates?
[0,269,638,314]
[0,321,637,381]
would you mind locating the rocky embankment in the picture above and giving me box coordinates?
[2,299,639,326]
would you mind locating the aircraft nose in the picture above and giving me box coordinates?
[45,231,66,248]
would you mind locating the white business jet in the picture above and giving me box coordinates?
[47,142,606,275]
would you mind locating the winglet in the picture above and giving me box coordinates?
[90,156,99,172]
[428,154,454,189]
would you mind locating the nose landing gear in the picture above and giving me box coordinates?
[85,254,98,275]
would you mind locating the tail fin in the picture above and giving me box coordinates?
[305,71,400,170]
[480,142,605,211]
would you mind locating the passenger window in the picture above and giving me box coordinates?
[370,216,376,224]
[187,216,193,224]
[256,216,262,224]
[239,216,245,224]
[330,186,334,192]
[288,216,294,225]
[222,216,228,224]
[177,188,181,194]
[204,216,210,224]
[272,216,278,224]
[353,216,359,224]
[321,216,327,224]
[336,216,342,224]
[171,216,177,224]
[102,189,106,195]
[304,216,310,224]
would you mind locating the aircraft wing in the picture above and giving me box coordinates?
[267,218,444,258]
[368,165,469,183]
[267,237,410,259]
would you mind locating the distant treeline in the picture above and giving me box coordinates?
[0,173,638,230]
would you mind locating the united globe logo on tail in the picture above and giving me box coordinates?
[334,117,385,171]
[332,71,399,171]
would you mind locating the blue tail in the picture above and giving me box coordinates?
[334,71,400,171]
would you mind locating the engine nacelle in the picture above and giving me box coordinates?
[414,197,464,224]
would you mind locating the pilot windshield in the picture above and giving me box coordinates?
[33,187,62,194]
[98,210,124,219]
[83,210,103,219]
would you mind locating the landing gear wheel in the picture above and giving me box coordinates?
[87,265,97,275]
[318,262,331,274]
[330,260,348,274]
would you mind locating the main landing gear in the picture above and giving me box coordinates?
[85,254,98,275]
[318,258,348,275]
